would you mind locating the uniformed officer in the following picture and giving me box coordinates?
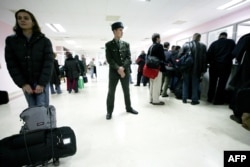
[105,21,138,120]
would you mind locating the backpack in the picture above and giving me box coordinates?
[20,105,57,133]
[175,42,194,71]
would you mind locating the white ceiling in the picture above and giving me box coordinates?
[0,0,250,56]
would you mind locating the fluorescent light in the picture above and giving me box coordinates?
[65,40,76,44]
[46,23,57,32]
[45,23,66,33]
[217,0,250,10]
[53,24,66,32]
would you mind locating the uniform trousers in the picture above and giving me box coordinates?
[106,72,132,114]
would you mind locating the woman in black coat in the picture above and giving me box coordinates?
[64,52,80,93]
[5,9,53,107]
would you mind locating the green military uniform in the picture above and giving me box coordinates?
[105,39,132,114]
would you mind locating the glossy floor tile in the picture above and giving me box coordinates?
[1,65,250,167]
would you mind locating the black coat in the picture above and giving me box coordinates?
[50,59,61,85]
[232,33,250,88]
[64,57,80,79]
[180,41,207,76]
[147,43,165,72]
[207,38,235,64]
[5,32,53,88]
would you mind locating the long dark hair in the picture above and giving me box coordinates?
[13,9,41,35]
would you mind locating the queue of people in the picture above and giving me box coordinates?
[133,31,250,130]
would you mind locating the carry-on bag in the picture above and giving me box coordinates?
[0,126,77,167]
[20,105,57,133]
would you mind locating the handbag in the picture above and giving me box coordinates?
[143,64,159,79]
[146,45,160,69]
[165,63,175,71]
[227,52,246,90]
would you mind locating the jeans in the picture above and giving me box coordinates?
[182,72,200,102]
[24,83,50,107]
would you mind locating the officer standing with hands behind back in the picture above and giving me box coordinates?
[105,22,138,120]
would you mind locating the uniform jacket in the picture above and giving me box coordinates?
[232,33,250,88]
[5,32,53,88]
[105,39,132,77]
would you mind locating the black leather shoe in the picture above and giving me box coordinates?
[183,99,187,103]
[191,101,200,105]
[127,109,138,114]
[230,115,242,124]
[152,101,165,105]
[106,113,112,120]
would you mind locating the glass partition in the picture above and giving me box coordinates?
[207,26,234,46]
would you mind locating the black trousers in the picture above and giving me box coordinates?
[106,72,132,113]
[207,62,231,103]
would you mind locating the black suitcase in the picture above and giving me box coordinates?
[0,90,9,105]
[0,126,77,167]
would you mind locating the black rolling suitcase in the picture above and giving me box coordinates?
[0,90,9,105]
[0,126,77,167]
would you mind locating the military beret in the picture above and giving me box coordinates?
[111,22,124,31]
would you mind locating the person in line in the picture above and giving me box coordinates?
[181,33,207,105]
[50,53,62,94]
[135,50,147,86]
[105,21,138,120]
[207,32,235,104]
[64,52,80,93]
[229,32,250,124]
[161,42,174,97]
[5,9,54,108]
[148,33,166,105]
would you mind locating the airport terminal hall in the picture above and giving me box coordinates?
[0,0,250,167]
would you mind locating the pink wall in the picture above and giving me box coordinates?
[165,5,250,44]
[0,20,20,93]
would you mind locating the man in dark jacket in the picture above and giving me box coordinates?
[105,22,138,120]
[207,32,235,104]
[148,33,166,105]
[229,32,250,124]
[181,33,207,105]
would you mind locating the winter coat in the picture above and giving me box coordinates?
[64,56,80,79]
[147,43,166,72]
[180,41,207,77]
[232,33,250,88]
[50,59,61,85]
[5,32,53,88]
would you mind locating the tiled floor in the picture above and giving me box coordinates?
[1,65,250,167]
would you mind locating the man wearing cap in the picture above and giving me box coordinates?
[105,21,138,120]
